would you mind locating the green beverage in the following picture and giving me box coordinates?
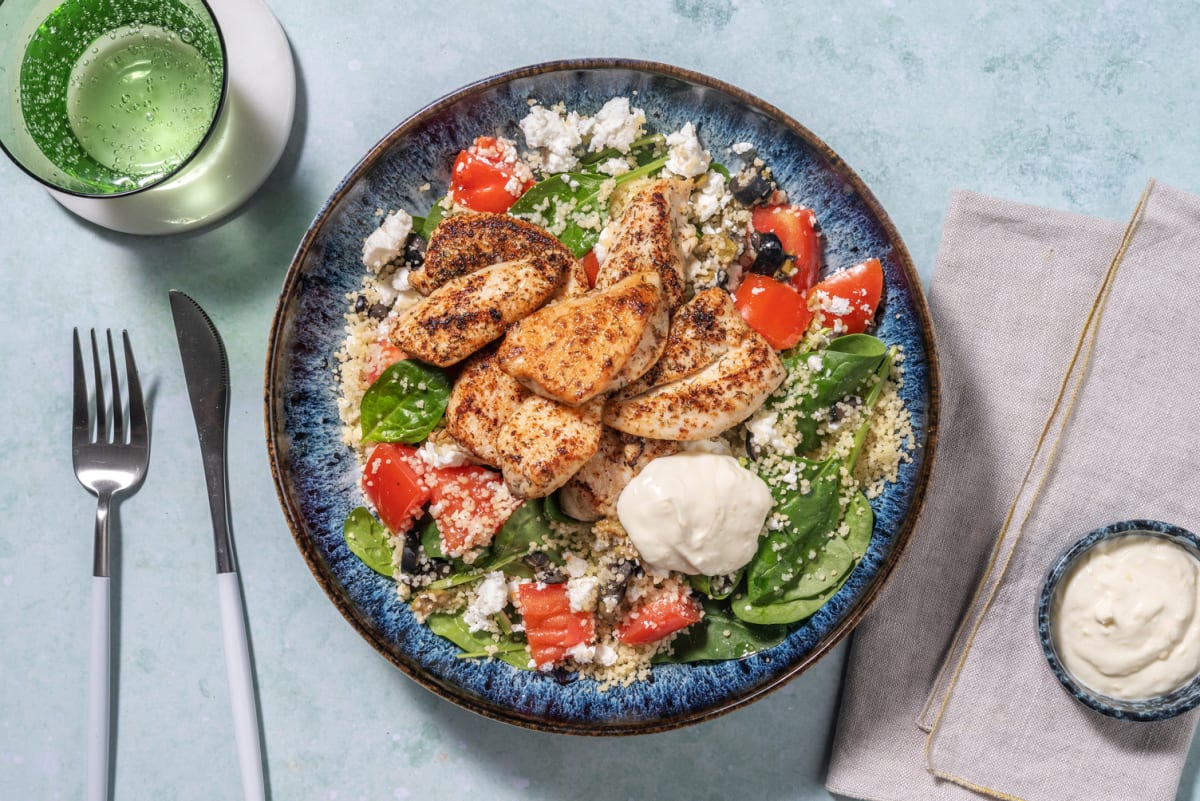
[15,0,224,194]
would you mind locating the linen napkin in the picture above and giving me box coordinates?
[826,181,1200,801]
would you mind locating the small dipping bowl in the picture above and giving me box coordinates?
[1038,519,1200,721]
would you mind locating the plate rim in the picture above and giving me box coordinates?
[264,57,942,735]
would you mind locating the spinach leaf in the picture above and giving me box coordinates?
[709,161,731,179]
[419,199,448,240]
[419,515,445,559]
[489,499,555,563]
[733,491,876,625]
[745,456,843,605]
[425,612,531,670]
[775,334,887,453]
[360,360,451,443]
[653,600,786,663]
[508,154,668,257]
[343,507,394,577]
[577,133,664,168]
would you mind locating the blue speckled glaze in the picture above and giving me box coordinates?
[265,60,939,734]
[1038,520,1200,722]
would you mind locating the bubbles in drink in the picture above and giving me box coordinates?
[17,0,224,193]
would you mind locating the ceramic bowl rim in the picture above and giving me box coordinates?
[1038,519,1200,722]
[264,58,942,734]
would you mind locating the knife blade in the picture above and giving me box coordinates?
[169,290,266,801]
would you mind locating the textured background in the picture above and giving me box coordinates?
[2,1,1199,800]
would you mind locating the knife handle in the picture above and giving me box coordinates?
[86,576,110,801]
[217,572,266,801]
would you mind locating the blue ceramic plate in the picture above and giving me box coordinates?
[1038,519,1200,721]
[265,60,940,734]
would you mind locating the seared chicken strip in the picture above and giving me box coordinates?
[497,272,668,405]
[616,287,735,400]
[603,292,786,441]
[594,178,690,309]
[496,396,603,498]
[443,346,530,467]
[559,428,679,521]
[390,249,568,367]
[412,212,574,295]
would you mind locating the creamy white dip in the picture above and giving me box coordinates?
[616,453,772,576]
[1052,534,1200,700]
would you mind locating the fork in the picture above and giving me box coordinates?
[72,329,149,801]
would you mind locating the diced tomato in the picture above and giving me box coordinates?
[449,136,533,213]
[361,339,409,385]
[753,205,820,292]
[517,583,595,667]
[807,257,884,335]
[361,444,429,535]
[733,273,814,351]
[614,585,703,645]
[426,464,518,556]
[581,250,600,288]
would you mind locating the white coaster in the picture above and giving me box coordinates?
[48,0,296,235]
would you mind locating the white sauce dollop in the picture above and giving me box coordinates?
[1052,534,1200,699]
[616,453,772,576]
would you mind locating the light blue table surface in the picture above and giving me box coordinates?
[4,2,1200,800]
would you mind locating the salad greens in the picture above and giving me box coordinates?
[653,600,786,663]
[426,613,530,669]
[733,345,895,625]
[343,507,394,577]
[425,498,559,590]
[360,360,451,443]
[777,333,888,453]
[508,154,669,257]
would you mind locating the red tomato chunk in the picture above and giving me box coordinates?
[427,465,517,556]
[361,444,429,535]
[733,273,814,351]
[518,583,596,667]
[808,257,884,335]
[615,585,703,645]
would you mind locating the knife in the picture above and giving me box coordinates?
[169,290,266,801]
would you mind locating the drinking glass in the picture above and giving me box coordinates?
[0,0,228,197]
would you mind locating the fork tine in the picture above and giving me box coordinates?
[89,329,106,443]
[123,331,148,448]
[72,329,90,445]
[107,330,124,444]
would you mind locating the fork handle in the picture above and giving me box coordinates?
[86,576,110,801]
[217,572,266,801]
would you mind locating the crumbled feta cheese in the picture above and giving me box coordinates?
[692,171,730,223]
[462,571,507,632]
[417,438,472,469]
[731,141,755,155]
[593,642,618,667]
[806,354,824,372]
[597,156,632,176]
[566,576,600,612]
[664,122,710,178]
[565,642,596,664]
[828,295,852,316]
[361,210,413,272]
[519,105,587,173]
[746,410,789,452]
[563,552,588,579]
[588,97,646,153]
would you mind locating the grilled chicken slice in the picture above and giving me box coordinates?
[549,253,590,303]
[390,249,568,367]
[443,346,530,466]
[497,272,668,405]
[594,178,690,309]
[602,295,787,441]
[412,212,574,295]
[495,396,603,498]
[616,287,736,400]
[559,428,679,521]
